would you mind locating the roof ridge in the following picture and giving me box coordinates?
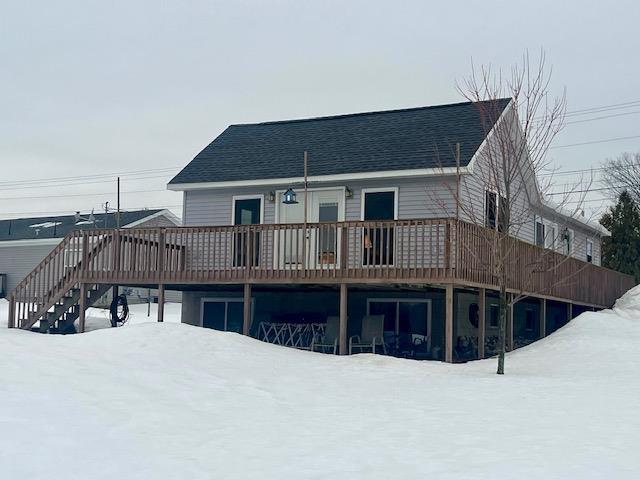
[0,208,163,223]
[229,98,512,127]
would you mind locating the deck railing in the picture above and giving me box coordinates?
[8,218,635,328]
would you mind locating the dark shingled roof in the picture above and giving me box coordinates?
[0,209,164,241]
[169,98,511,185]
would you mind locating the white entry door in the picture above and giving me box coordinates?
[277,189,345,268]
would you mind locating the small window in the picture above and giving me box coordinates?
[498,196,508,233]
[525,308,536,331]
[535,216,545,247]
[489,304,499,328]
[485,191,497,229]
[547,224,557,250]
[563,228,574,255]
[586,239,593,263]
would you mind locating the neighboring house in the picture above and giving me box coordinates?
[0,209,180,301]
[6,99,634,362]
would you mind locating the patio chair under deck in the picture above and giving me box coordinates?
[310,316,340,354]
[349,314,387,355]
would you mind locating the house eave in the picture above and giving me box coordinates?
[167,166,471,191]
[0,238,62,247]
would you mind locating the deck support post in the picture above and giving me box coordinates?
[78,283,87,333]
[8,294,16,329]
[478,288,486,359]
[243,283,252,336]
[507,294,514,352]
[157,284,165,323]
[445,284,454,363]
[339,283,348,355]
[567,302,573,322]
[540,298,546,339]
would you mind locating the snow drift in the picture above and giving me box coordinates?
[0,294,639,479]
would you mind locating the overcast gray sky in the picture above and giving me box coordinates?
[2,0,639,220]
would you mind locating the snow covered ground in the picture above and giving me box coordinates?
[0,292,639,479]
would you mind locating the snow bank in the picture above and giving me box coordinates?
[0,299,639,479]
[613,283,640,319]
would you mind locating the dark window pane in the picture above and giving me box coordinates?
[399,302,428,335]
[203,302,225,331]
[369,301,397,333]
[234,198,262,267]
[489,304,499,328]
[498,195,508,233]
[234,198,261,225]
[468,303,479,328]
[535,220,545,247]
[364,192,395,220]
[226,302,244,333]
[318,203,338,262]
[525,308,536,331]
[485,191,497,228]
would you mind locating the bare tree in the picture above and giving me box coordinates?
[442,51,593,374]
[601,152,640,204]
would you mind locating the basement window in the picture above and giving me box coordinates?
[489,304,499,328]
[525,308,536,332]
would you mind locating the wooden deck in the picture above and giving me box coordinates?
[7,218,635,330]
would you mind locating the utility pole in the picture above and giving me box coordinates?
[455,142,461,221]
[116,176,121,228]
[302,151,308,269]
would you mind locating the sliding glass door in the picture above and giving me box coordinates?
[367,298,431,356]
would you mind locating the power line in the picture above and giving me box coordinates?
[550,134,640,149]
[0,173,174,192]
[563,100,640,118]
[0,204,183,218]
[0,165,181,188]
[565,110,640,125]
[0,188,169,201]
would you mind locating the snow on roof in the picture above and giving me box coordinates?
[28,221,62,229]
[541,198,610,236]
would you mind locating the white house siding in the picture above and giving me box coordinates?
[183,177,458,226]
[456,105,604,266]
[0,242,58,293]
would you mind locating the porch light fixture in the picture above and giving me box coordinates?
[268,191,276,202]
[282,188,298,204]
[345,186,353,198]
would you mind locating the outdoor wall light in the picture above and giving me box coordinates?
[345,186,354,198]
[282,188,298,204]
[268,191,276,202]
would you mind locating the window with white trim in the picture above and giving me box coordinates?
[486,190,507,232]
[546,223,557,250]
[535,216,545,247]
[586,239,593,263]
[563,228,574,255]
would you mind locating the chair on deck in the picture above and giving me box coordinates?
[310,316,340,354]
[349,315,387,355]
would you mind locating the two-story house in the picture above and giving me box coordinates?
[7,99,634,362]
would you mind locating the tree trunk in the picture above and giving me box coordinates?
[497,283,507,375]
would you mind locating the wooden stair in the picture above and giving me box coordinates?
[34,283,113,333]
[7,230,115,333]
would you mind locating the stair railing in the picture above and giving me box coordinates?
[8,230,113,330]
